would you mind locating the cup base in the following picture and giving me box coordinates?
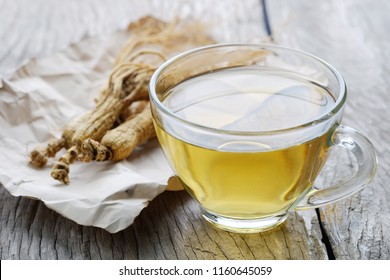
[202,211,287,233]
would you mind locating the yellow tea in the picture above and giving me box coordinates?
[150,45,377,233]
[155,66,335,219]
[156,129,330,218]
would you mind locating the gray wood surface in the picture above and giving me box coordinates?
[0,0,388,260]
[268,0,390,259]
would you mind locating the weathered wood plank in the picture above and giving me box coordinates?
[0,0,266,77]
[1,0,375,260]
[0,185,328,259]
[0,0,149,77]
[134,190,328,260]
[269,0,390,259]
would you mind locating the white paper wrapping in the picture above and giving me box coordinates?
[0,30,174,233]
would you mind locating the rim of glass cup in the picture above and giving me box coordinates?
[148,43,347,136]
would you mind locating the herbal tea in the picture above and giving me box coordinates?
[150,44,377,233]
[155,66,336,218]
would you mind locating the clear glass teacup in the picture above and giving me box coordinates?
[148,44,377,233]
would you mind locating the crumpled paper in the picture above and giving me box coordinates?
[0,29,175,233]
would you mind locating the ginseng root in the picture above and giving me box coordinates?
[29,16,215,184]
[28,98,142,168]
[50,146,79,185]
[29,139,65,168]
[51,63,154,184]
[29,111,93,167]
[49,17,176,184]
[79,102,155,162]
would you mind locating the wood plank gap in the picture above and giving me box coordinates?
[316,208,335,260]
[260,0,273,40]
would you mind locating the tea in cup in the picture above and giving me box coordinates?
[149,44,377,233]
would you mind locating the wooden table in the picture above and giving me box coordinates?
[1,0,389,260]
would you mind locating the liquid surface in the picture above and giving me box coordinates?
[162,66,335,132]
[156,66,334,218]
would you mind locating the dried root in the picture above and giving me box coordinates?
[79,102,155,162]
[50,145,79,185]
[51,63,154,184]
[29,138,64,167]
[29,111,93,167]
[28,16,215,184]
[118,100,149,123]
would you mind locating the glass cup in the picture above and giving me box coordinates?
[148,44,378,233]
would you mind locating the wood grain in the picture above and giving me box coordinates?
[0,0,146,77]
[0,0,265,78]
[1,0,389,259]
[0,185,328,260]
[269,0,390,259]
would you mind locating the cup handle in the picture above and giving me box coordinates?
[295,125,378,210]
